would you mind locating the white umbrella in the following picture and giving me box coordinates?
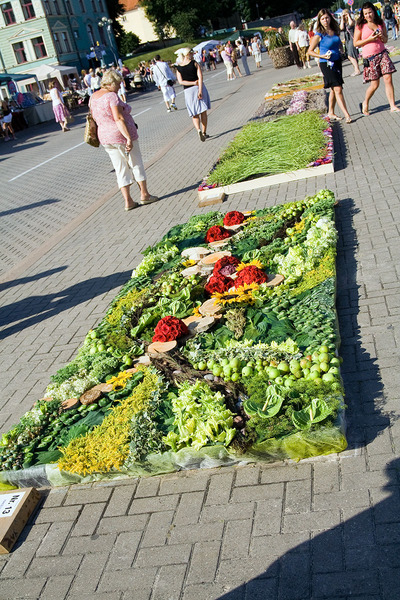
[192,40,220,53]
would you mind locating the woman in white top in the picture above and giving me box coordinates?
[91,70,102,92]
[296,23,311,68]
[49,81,70,132]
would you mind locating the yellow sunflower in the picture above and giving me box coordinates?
[212,282,259,305]
[182,259,196,267]
[106,370,134,391]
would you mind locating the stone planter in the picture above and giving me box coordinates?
[269,46,294,69]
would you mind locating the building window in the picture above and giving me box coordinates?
[53,32,62,53]
[61,31,71,52]
[13,41,27,63]
[20,0,36,19]
[43,0,52,14]
[87,23,94,45]
[98,0,103,10]
[53,0,61,14]
[91,0,95,11]
[32,36,47,58]
[99,25,106,45]
[78,0,85,12]
[73,29,79,38]
[65,0,73,13]
[1,2,16,25]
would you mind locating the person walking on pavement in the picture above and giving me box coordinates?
[175,48,211,142]
[152,55,177,112]
[221,45,235,80]
[49,81,71,132]
[90,70,159,211]
[308,8,352,123]
[251,37,262,68]
[236,39,251,75]
[340,9,361,76]
[383,0,397,39]
[289,21,302,68]
[354,1,400,115]
[296,23,311,69]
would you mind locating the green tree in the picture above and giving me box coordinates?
[171,10,200,41]
[119,31,141,55]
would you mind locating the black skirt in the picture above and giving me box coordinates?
[319,60,344,88]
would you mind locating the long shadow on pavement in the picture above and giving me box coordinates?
[0,270,132,339]
[0,198,61,219]
[335,198,392,451]
[0,266,67,293]
[218,458,400,600]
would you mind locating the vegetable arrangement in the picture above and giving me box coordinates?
[204,112,327,187]
[0,189,347,487]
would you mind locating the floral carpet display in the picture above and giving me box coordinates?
[199,74,332,193]
[0,190,347,487]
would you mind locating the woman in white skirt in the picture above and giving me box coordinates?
[176,48,211,141]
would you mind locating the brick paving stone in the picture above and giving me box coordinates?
[134,543,192,568]
[128,495,179,515]
[173,491,205,526]
[69,552,109,595]
[105,530,143,571]
[70,503,106,537]
[97,513,149,535]
[40,575,74,600]
[186,540,221,585]
[140,510,175,547]
[103,484,137,517]
[0,577,46,599]
[151,564,187,600]
[36,521,75,557]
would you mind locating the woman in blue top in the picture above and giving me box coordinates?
[308,8,352,123]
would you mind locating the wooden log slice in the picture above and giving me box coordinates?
[80,388,102,406]
[199,298,223,316]
[182,315,201,326]
[137,355,151,365]
[225,224,243,233]
[181,265,202,278]
[147,340,177,355]
[208,239,230,249]
[181,246,212,260]
[199,251,231,266]
[194,316,216,333]
[92,383,113,393]
[265,274,284,287]
[61,397,80,411]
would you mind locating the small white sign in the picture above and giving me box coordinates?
[0,492,24,518]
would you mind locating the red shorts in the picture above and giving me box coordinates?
[363,49,396,82]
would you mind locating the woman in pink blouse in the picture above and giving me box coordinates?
[90,70,158,211]
[354,1,399,115]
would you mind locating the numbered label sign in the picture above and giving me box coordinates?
[0,492,24,518]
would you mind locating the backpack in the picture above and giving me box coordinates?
[384,4,393,19]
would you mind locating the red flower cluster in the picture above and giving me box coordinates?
[223,211,245,226]
[205,225,231,244]
[205,274,233,295]
[234,266,268,289]
[213,255,240,277]
[152,316,189,343]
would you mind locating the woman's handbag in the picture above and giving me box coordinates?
[84,110,100,148]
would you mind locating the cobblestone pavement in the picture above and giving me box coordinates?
[1,49,400,599]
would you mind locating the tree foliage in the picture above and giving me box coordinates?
[119,31,141,54]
